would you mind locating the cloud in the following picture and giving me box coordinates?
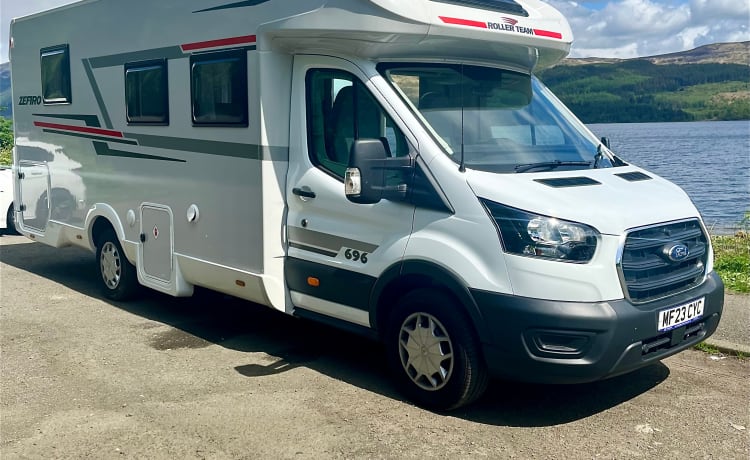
[547,0,749,58]
[690,0,750,20]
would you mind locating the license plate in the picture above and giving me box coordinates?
[657,297,705,332]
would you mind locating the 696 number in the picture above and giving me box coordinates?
[344,248,368,264]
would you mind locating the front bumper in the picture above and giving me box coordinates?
[471,271,724,384]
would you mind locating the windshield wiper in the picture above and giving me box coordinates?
[594,143,628,168]
[514,160,592,173]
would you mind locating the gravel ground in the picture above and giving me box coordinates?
[711,292,750,349]
[1,235,748,459]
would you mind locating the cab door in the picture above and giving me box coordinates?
[285,55,415,328]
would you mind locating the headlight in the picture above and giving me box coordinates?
[481,199,599,262]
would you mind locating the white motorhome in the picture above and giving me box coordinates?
[10,0,723,409]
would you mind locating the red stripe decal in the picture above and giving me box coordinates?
[534,29,563,39]
[34,121,123,138]
[181,34,257,52]
[439,16,488,29]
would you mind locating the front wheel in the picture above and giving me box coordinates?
[96,230,139,301]
[386,289,489,411]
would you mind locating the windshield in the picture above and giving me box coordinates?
[380,63,619,173]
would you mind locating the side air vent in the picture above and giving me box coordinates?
[534,177,602,188]
[616,172,652,182]
[431,0,529,16]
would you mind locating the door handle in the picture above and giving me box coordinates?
[292,187,316,199]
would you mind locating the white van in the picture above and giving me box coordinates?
[10,0,723,409]
[0,165,16,233]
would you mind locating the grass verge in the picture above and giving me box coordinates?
[711,231,750,293]
[693,341,747,360]
[694,342,720,354]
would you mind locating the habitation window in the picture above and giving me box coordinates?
[40,44,71,104]
[125,60,169,125]
[190,50,248,126]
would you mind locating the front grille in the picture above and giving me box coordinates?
[619,219,709,304]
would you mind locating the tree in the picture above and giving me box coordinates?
[0,117,13,166]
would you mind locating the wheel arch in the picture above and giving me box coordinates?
[370,259,489,343]
[91,217,117,248]
[85,204,127,253]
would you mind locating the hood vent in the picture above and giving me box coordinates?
[616,172,652,182]
[534,177,601,188]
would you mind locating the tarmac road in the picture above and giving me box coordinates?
[1,235,748,459]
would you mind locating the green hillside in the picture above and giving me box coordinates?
[0,62,10,119]
[538,47,750,123]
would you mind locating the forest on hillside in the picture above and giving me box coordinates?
[538,60,750,123]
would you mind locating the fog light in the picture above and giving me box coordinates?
[525,329,595,358]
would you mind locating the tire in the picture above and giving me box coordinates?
[96,229,140,301]
[386,289,489,411]
[5,204,18,235]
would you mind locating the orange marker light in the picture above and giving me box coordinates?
[307,277,320,287]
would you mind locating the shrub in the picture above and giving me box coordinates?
[711,213,750,293]
[0,117,12,166]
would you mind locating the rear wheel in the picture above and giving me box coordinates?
[386,289,489,410]
[96,229,139,301]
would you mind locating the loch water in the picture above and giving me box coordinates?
[588,121,750,232]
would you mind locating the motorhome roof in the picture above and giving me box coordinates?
[260,0,572,69]
[11,0,572,70]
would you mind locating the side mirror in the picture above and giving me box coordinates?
[600,136,610,149]
[345,139,387,204]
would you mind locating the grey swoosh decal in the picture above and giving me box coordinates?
[31,115,288,162]
[82,59,113,128]
[288,227,379,256]
[33,113,101,127]
[194,0,272,13]
[289,242,339,258]
[88,46,186,69]
[125,133,289,161]
[93,142,185,163]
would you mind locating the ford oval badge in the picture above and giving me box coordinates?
[667,244,690,262]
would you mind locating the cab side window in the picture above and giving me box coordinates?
[306,69,409,179]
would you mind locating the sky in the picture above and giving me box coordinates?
[0,0,748,62]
